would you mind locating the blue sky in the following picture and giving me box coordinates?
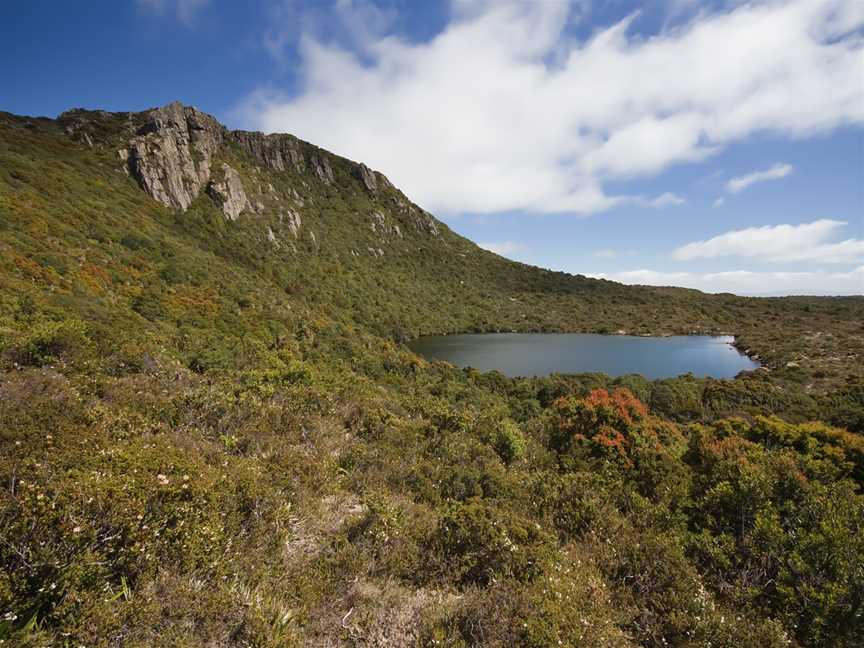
[1,0,862,295]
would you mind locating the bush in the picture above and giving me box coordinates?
[492,419,526,465]
[2,319,93,367]
[131,289,167,321]
[431,502,554,586]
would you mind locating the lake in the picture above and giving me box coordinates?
[407,333,759,379]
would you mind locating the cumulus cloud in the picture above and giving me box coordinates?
[726,163,794,193]
[239,0,864,215]
[673,219,864,264]
[138,0,210,23]
[588,266,864,296]
[478,241,523,257]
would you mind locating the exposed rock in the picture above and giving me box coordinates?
[310,154,335,185]
[117,102,448,247]
[266,226,278,245]
[117,148,130,175]
[125,101,225,210]
[231,130,335,185]
[290,187,304,206]
[393,200,442,238]
[279,208,302,237]
[231,131,305,174]
[369,210,403,239]
[207,163,250,220]
[355,163,378,192]
[413,207,440,237]
[370,211,385,231]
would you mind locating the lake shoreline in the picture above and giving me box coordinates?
[407,332,760,380]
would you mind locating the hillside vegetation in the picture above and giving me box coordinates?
[1,104,862,647]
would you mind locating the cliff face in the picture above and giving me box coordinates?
[120,102,225,211]
[107,102,398,224]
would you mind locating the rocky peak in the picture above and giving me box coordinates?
[121,101,225,211]
[108,102,445,242]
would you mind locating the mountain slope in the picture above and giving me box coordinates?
[1,103,863,647]
[2,103,861,384]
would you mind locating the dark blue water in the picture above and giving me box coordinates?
[407,333,759,379]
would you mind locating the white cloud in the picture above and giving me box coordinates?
[588,266,864,296]
[673,219,864,264]
[137,0,209,23]
[643,192,686,208]
[239,0,864,215]
[726,163,794,193]
[713,197,724,208]
[594,249,619,259]
[479,241,523,257]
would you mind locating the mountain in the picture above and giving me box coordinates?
[4,102,862,380]
[1,103,862,647]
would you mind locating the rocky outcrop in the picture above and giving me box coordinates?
[123,102,224,210]
[355,163,395,194]
[279,208,302,238]
[231,131,335,185]
[390,196,441,238]
[356,163,377,192]
[207,163,250,220]
[112,102,447,243]
[369,211,402,239]
[309,154,334,185]
[412,206,440,237]
[231,131,306,175]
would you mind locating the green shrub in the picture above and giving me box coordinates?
[131,289,166,321]
[492,419,526,465]
[2,319,93,366]
[431,502,554,586]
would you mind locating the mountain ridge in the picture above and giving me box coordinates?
[1,101,863,388]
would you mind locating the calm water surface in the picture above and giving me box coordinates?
[408,333,759,379]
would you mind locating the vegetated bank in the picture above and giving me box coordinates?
[1,103,862,646]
